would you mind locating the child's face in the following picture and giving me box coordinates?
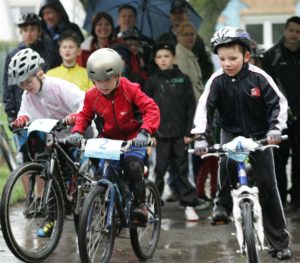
[20,25,40,45]
[218,44,250,77]
[19,72,43,94]
[154,49,175,70]
[59,39,81,64]
[93,75,120,95]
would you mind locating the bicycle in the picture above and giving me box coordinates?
[0,118,92,262]
[190,135,287,263]
[77,137,161,263]
[0,121,17,171]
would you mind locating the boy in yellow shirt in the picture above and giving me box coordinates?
[47,30,93,91]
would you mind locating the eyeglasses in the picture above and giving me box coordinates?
[181,32,196,37]
[19,76,35,89]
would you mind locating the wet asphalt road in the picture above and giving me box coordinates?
[1,200,300,263]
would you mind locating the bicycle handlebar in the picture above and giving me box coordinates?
[58,137,154,149]
[188,135,288,157]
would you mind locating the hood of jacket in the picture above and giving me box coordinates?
[39,0,69,23]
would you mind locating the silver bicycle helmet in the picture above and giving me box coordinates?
[8,48,44,86]
[16,13,41,28]
[211,26,252,54]
[86,48,123,81]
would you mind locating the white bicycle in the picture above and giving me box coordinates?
[191,135,287,263]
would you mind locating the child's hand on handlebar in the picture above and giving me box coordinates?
[266,129,282,145]
[64,113,77,126]
[194,139,209,156]
[11,115,29,129]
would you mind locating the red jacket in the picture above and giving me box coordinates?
[72,77,160,140]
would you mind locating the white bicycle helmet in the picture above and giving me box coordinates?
[8,48,44,86]
[211,26,252,54]
[86,48,123,81]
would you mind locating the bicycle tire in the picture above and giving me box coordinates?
[0,133,17,171]
[78,186,116,263]
[242,201,259,263]
[0,162,65,262]
[130,179,161,260]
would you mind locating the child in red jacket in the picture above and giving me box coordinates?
[66,48,160,223]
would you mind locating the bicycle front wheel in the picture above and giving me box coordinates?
[0,162,64,262]
[130,179,161,260]
[242,201,259,263]
[78,186,116,263]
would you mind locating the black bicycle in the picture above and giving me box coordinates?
[0,118,92,262]
[77,138,161,263]
[0,121,17,171]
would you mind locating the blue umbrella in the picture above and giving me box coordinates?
[83,0,202,40]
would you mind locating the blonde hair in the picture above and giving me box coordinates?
[177,21,196,35]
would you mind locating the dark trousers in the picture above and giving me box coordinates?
[274,121,300,207]
[214,130,289,251]
[273,134,290,206]
[288,121,300,206]
[155,137,198,207]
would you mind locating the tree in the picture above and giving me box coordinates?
[189,0,229,44]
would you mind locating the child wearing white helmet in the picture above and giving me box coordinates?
[8,47,85,238]
[8,48,84,128]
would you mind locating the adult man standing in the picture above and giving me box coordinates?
[157,0,213,83]
[263,16,300,209]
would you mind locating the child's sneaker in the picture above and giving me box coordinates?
[185,206,199,222]
[132,205,148,226]
[37,220,54,238]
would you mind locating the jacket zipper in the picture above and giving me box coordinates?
[112,99,128,140]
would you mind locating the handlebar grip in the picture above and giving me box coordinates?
[131,140,154,147]
[258,134,288,145]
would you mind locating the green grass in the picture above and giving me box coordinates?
[0,105,24,203]
[0,165,25,204]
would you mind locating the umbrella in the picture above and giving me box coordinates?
[83,0,202,40]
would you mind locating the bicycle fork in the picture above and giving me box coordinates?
[232,185,265,253]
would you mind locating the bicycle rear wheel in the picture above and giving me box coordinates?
[78,186,116,263]
[242,201,259,263]
[130,179,161,260]
[0,162,64,262]
[0,133,17,171]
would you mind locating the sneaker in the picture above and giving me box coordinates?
[270,247,292,260]
[165,192,179,202]
[132,205,148,226]
[37,220,54,238]
[212,206,229,225]
[185,206,199,222]
[194,198,210,211]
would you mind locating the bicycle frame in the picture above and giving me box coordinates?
[94,162,132,229]
[27,118,89,215]
[231,158,264,254]
[85,139,138,229]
